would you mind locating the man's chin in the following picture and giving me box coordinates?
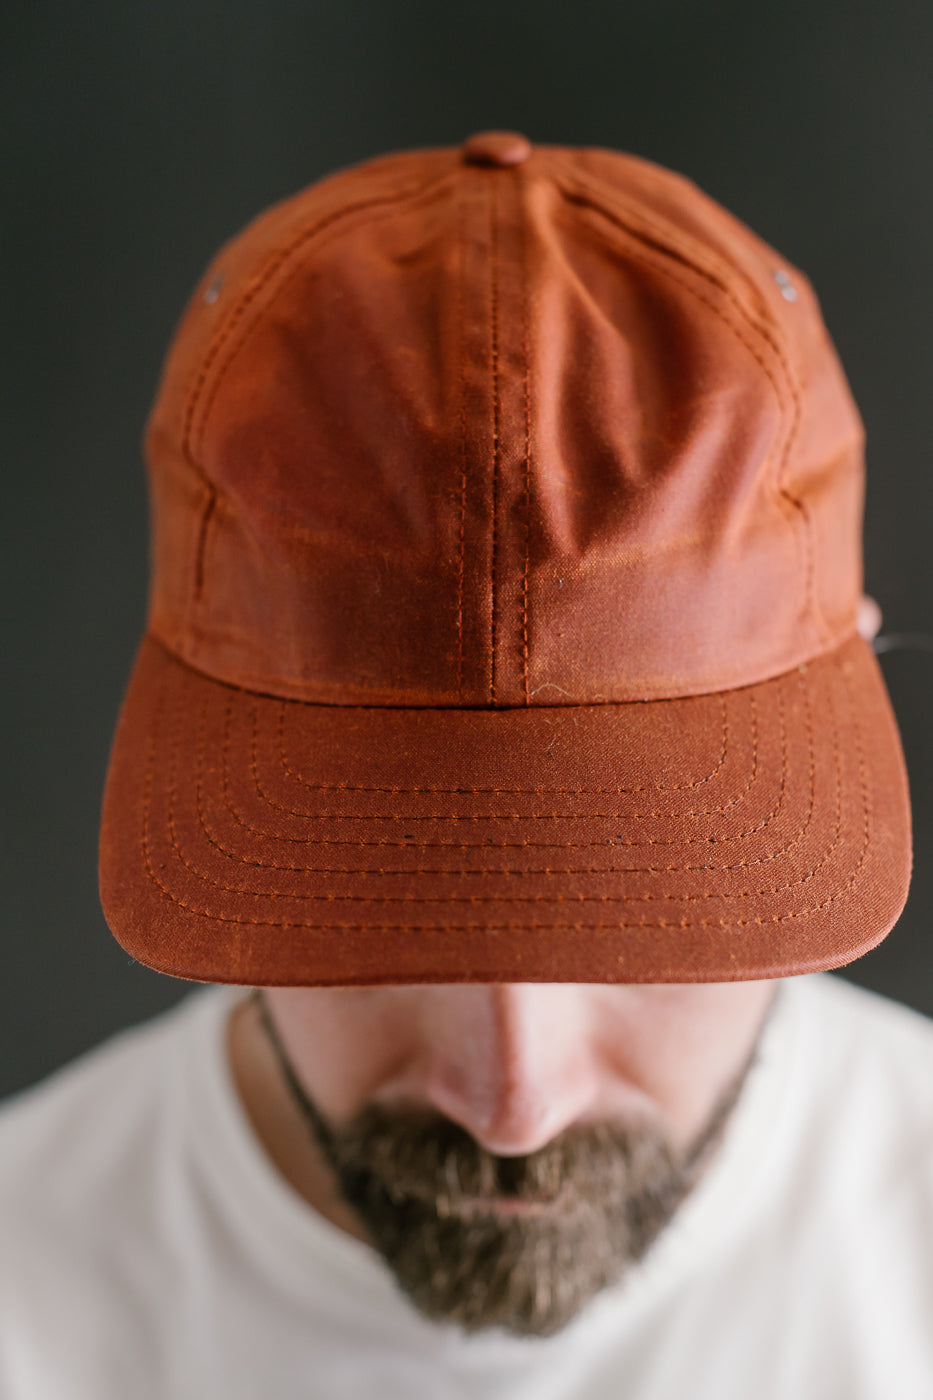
[336,1136,691,1338]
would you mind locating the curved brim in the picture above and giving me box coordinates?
[99,632,911,986]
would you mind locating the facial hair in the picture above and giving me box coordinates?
[254,991,757,1338]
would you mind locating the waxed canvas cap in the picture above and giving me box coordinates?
[99,133,912,985]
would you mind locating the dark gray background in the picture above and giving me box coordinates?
[3,0,932,1099]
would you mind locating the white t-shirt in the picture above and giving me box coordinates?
[1,974,932,1399]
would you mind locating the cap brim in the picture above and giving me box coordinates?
[99,632,911,986]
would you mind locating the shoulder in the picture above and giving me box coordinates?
[0,993,205,1167]
[0,989,233,1242]
[0,990,239,1391]
[773,974,933,1198]
[790,971,933,1073]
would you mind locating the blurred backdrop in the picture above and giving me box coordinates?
[3,0,933,1097]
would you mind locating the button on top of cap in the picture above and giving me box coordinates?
[462,131,531,167]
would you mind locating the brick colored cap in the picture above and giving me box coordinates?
[99,139,912,986]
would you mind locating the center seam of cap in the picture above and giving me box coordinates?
[455,178,470,704]
[489,172,502,706]
[519,173,533,707]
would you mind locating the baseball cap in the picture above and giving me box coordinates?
[99,132,911,986]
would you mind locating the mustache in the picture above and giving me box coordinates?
[331,1107,678,1210]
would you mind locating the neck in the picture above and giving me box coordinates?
[226,991,370,1243]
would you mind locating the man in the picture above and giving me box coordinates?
[1,132,929,1397]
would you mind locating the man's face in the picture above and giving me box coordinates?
[246,980,775,1336]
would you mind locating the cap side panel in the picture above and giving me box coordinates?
[147,172,452,670]
[553,161,828,651]
[147,149,456,450]
[553,169,813,621]
[559,147,803,334]
[520,182,811,700]
[185,175,454,471]
[553,154,865,649]
[156,176,499,706]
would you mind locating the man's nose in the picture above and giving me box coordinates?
[420,984,598,1157]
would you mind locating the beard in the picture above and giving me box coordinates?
[255,992,754,1338]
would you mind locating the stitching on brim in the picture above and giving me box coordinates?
[198,669,819,872]
[187,669,814,892]
[271,690,729,796]
[260,684,776,835]
[141,645,871,929]
[141,655,866,921]
[272,692,750,817]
